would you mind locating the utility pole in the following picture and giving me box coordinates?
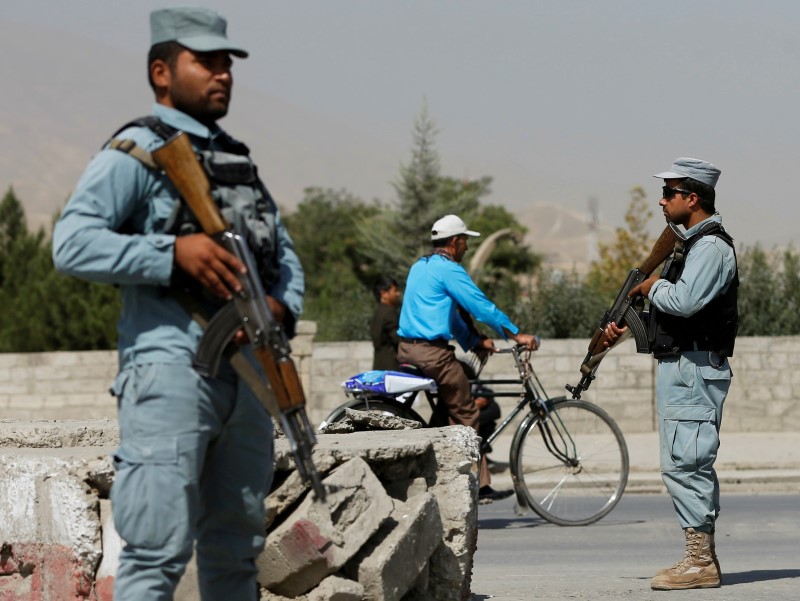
[587,196,599,264]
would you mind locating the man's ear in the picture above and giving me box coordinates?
[150,59,171,92]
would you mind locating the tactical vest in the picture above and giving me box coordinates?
[107,116,281,294]
[648,221,739,358]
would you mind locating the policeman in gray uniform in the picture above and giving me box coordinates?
[605,158,737,591]
[53,7,304,600]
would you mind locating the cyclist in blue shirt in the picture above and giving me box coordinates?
[398,214,538,502]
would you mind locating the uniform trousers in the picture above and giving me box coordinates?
[110,361,273,601]
[656,351,731,532]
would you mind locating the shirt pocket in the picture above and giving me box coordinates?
[144,191,178,234]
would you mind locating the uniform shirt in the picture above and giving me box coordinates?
[52,104,304,369]
[398,253,519,351]
[649,216,736,318]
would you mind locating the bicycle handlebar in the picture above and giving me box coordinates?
[494,338,541,355]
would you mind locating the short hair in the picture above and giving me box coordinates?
[147,41,184,92]
[372,276,397,302]
[432,236,452,249]
[679,177,716,213]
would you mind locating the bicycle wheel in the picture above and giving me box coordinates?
[321,396,425,427]
[512,399,628,526]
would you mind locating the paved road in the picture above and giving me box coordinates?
[470,492,800,600]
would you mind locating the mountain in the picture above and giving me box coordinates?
[516,203,616,274]
[2,21,612,273]
[0,21,403,233]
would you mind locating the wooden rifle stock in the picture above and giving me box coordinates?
[589,225,678,354]
[639,225,680,277]
[566,224,680,399]
[255,346,306,413]
[151,132,227,235]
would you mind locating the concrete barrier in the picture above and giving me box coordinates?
[0,419,480,601]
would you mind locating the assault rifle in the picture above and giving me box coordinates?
[565,224,685,399]
[152,132,325,500]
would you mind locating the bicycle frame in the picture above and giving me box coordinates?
[480,349,578,470]
[331,344,629,525]
[339,347,581,470]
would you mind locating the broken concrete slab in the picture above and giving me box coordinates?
[2,422,480,600]
[307,574,365,601]
[258,456,394,596]
[0,419,119,449]
[317,408,423,434]
[0,451,110,600]
[265,453,340,530]
[345,492,443,601]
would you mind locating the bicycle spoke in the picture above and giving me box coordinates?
[539,473,570,511]
[514,400,629,526]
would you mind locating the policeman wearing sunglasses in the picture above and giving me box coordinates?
[604,157,738,591]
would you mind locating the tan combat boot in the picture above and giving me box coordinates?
[651,528,721,590]
[654,531,722,578]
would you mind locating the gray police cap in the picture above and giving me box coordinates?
[653,157,721,189]
[150,7,248,58]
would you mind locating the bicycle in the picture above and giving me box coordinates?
[320,344,629,526]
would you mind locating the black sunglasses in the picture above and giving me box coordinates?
[662,185,691,200]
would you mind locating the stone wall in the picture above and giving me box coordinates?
[307,334,800,433]
[2,329,799,433]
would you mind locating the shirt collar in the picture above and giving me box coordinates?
[151,103,224,141]
[685,214,722,237]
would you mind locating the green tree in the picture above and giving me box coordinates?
[736,244,800,336]
[356,104,541,292]
[0,187,27,288]
[283,187,379,341]
[585,186,655,301]
[0,189,119,352]
[528,270,608,338]
[356,102,466,278]
[777,248,800,334]
[467,204,542,333]
[285,105,543,340]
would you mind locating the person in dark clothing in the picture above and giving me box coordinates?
[370,275,402,370]
[459,360,507,474]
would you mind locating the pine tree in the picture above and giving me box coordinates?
[777,248,800,334]
[0,188,120,351]
[356,102,503,283]
[0,187,27,288]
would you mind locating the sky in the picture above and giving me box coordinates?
[3,0,799,248]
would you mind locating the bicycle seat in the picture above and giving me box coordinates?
[342,369,437,394]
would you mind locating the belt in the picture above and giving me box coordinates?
[681,342,717,352]
[399,337,450,348]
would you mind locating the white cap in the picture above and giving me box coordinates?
[430,214,480,241]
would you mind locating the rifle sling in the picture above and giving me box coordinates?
[107,138,160,170]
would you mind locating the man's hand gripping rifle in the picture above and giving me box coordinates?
[565,224,683,399]
[152,132,325,500]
